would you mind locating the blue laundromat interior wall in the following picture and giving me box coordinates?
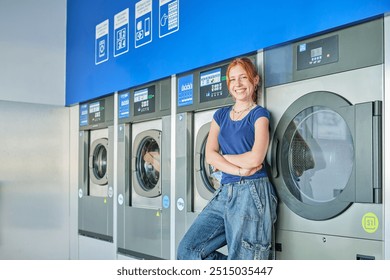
[66,0,390,106]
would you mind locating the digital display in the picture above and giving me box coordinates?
[199,64,229,103]
[89,101,100,113]
[134,88,148,103]
[88,100,105,125]
[311,47,322,58]
[297,35,339,70]
[133,86,156,116]
[200,68,221,87]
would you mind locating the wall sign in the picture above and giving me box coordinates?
[66,0,390,106]
[95,19,109,65]
[159,0,179,38]
[114,9,129,57]
[135,0,153,48]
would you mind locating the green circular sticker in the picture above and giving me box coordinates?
[362,212,379,233]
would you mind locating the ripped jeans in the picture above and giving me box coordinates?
[177,177,278,260]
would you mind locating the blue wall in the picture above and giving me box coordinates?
[66,0,390,105]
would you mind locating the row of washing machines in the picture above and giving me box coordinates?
[77,16,388,259]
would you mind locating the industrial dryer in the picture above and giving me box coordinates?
[175,54,258,257]
[78,95,114,243]
[117,78,171,259]
[264,17,386,259]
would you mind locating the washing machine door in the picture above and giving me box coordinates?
[132,129,161,198]
[89,138,109,186]
[194,122,221,200]
[270,91,381,221]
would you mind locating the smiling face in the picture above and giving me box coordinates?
[227,58,260,103]
[228,65,257,103]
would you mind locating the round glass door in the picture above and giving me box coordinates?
[282,106,354,205]
[92,143,107,181]
[89,137,109,186]
[271,91,357,220]
[136,136,160,192]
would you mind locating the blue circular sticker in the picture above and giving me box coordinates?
[163,195,170,209]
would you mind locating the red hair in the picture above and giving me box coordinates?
[226,57,261,103]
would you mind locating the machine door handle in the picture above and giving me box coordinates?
[89,155,93,169]
[194,152,202,172]
[271,138,279,178]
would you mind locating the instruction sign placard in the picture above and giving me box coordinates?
[114,9,129,57]
[159,0,179,38]
[95,20,109,65]
[135,0,152,48]
[79,104,89,126]
[119,92,130,119]
[177,74,193,107]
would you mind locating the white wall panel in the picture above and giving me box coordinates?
[0,0,66,106]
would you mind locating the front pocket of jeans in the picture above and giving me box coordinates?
[241,240,271,260]
[249,184,263,216]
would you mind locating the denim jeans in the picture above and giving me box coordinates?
[177,177,278,260]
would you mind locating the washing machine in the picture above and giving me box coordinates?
[117,78,171,259]
[175,54,258,257]
[264,17,386,259]
[78,95,114,242]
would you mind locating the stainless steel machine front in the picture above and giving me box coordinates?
[78,95,114,242]
[193,109,219,212]
[117,78,171,259]
[175,54,257,258]
[264,17,385,259]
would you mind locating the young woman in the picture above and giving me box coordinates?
[177,57,278,260]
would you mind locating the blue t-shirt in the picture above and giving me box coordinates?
[213,105,270,184]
